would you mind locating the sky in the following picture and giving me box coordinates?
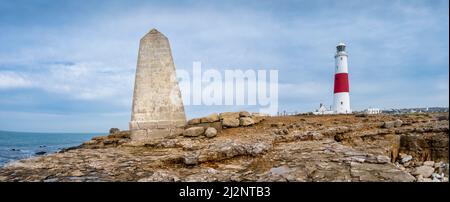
[0,0,448,132]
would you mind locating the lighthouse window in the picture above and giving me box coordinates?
[340,57,343,60]
[341,101,343,105]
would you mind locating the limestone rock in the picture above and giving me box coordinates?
[382,121,395,129]
[431,173,443,181]
[394,119,403,127]
[239,111,251,117]
[187,118,201,125]
[222,118,240,128]
[109,128,120,134]
[0,112,447,182]
[183,127,205,137]
[187,121,220,129]
[424,161,435,167]
[239,117,255,126]
[208,122,223,132]
[399,153,413,164]
[200,113,219,123]
[412,166,435,178]
[107,131,131,139]
[376,155,391,164]
[205,127,217,138]
[219,112,240,120]
[382,120,403,129]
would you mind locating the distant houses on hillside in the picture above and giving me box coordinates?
[276,106,449,116]
[382,107,449,114]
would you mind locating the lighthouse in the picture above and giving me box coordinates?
[333,42,351,114]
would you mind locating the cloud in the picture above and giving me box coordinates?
[34,62,134,102]
[0,71,33,89]
[1,62,134,107]
[0,0,448,131]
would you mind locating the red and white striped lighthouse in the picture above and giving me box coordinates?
[333,42,351,114]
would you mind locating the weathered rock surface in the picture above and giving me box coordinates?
[219,112,240,120]
[239,111,251,117]
[0,112,447,182]
[205,127,217,138]
[239,117,255,126]
[200,113,220,123]
[187,118,201,125]
[109,128,120,134]
[183,127,205,137]
[222,118,240,128]
[412,166,435,178]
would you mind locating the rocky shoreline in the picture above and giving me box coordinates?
[0,112,448,182]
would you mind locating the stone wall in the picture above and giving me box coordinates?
[183,111,266,137]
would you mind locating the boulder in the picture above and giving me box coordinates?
[412,166,435,178]
[109,128,120,134]
[394,119,403,127]
[399,153,413,164]
[382,121,395,129]
[183,127,205,137]
[239,117,255,126]
[200,113,219,123]
[423,161,435,167]
[222,118,240,128]
[205,127,217,138]
[209,122,223,132]
[239,111,251,117]
[107,130,131,139]
[187,118,201,125]
[219,112,240,120]
[431,173,443,180]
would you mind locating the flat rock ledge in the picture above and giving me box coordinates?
[0,112,448,182]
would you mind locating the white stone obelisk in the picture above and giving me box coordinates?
[129,28,186,143]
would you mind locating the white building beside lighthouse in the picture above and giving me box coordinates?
[333,42,351,114]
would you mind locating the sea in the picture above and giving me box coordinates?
[0,130,101,167]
